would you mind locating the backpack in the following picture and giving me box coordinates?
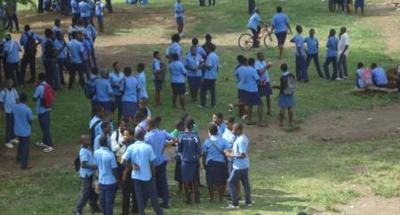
[84,77,98,99]
[25,33,37,56]
[41,83,55,108]
[283,74,296,96]
[43,39,56,59]
[362,68,372,86]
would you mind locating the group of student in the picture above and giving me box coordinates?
[328,0,365,15]
[75,105,252,214]
[355,62,389,89]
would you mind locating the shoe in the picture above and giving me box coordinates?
[226,204,239,210]
[343,76,348,79]
[5,142,14,149]
[43,146,55,153]
[21,165,32,170]
[36,142,47,148]
[336,77,343,81]
[245,203,253,207]
[11,138,19,144]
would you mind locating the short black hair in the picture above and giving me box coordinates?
[91,67,99,75]
[137,63,145,71]
[171,53,179,61]
[153,51,159,58]
[205,34,212,42]
[277,6,282,13]
[357,62,364,69]
[24,24,31,31]
[281,63,288,71]
[54,19,61,25]
[19,93,28,103]
[209,124,218,135]
[248,58,255,66]
[99,135,108,147]
[126,127,135,136]
[215,112,223,119]
[185,118,195,130]
[296,25,303,33]
[71,31,78,39]
[38,73,46,82]
[172,33,180,42]
[112,61,119,70]
[192,37,199,45]
[371,63,377,69]
[124,67,132,76]
[101,121,110,130]
[44,28,53,38]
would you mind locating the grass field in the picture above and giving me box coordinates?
[1,0,400,214]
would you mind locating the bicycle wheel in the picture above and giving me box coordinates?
[238,33,254,51]
[263,34,273,48]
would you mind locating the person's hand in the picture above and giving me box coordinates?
[132,163,140,170]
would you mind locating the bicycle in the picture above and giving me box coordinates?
[238,25,274,51]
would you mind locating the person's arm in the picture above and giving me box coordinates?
[286,16,292,34]
[110,131,121,152]
[81,160,97,170]
[111,156,119,181]
[121,161,131,182]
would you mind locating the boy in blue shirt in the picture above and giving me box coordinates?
[169,53,187,110]
[304,29,323,78]
[93,122,111,151]
[54,31,67,86]
[200,44,219,108]
[79,0,92,22]
[121,67,140,121]
[12,93,33,169]
[20,24,42,85]
[247,9,264,48]
[67,31,86,89]
[323,29,339,80]
[0,79,19,149]
[136,63,148,100]
[370,63,388,88]
[184,45,203,102]
[175,0,184,36]
[94,68,113,114]
[290,25,308,83]
[152,51,165,105]
[212,112,226,135]
[4,34,21,86]
[95,0,105,32]
[271,6,292,59]
[34,73,54,153]
[109,62,124,121]
[165,33,182,62]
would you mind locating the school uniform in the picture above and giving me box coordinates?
[79,1,91,21]
[20,31,42,84]
[222,129,235,145]
[34,82,53,147]
[356,67,371,88]
[95,3,105,32]
[89,115,103,147]
[338,32,350,78]
[109,71,124,118]
[371,67,388,88]
[41,38,60,90]
[169,60,187,96]
[54,38,67,85]
[94,146,118,215]
[82,38,92,80]
[195,46,207,59]
[278,72,295,108]
[247,12,261,45]
[272,12,289,46]
[304,36,323,78]
[121,76,140,119]
[145,129,174,207]
[152,58,165,92]
[235,65,261,106]
[122,140,163,215]
[178,131,201,183]
[355,0,364,9]
[202,135,231,186]
[228,134,252,207]
[52,26,63,35]
[184,52,203,92]
[67,39,86,89]
[217,122,226,136]
[200,51,219,107]
[75,147,99,213]
[94,133,111,151]
[323,36,339,80]
[3,39,20,85]
[71,0,80,18]
[255,60,272,97]
[136,72,148,100]
[166,42,183,62]
[175,2,184,25]
[94,77,113,114]
[291,33,308,82]
[0,88,18,145]
[12,103,33,169]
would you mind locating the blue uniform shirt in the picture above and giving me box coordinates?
[52,26,63,35]
[33,82,52,114]
[152,58,162,80]
[79,147,96,177]
[326,36,338,57]
[54,39,67,59]
[20,31,42,49]
[79,1,91,18]
[4,40,20,63]
[304,36,319,55]
[109,72,124,96]
[94,78,113,102]
[272,12,289,33]
[292,34,306,56]
[218,122,226,135]
[89,116,103,137]
[67,39,84,64]
[0,88,19,113]
[94,147,118,185]
[136,72,148,99]
[122,140,157,181]
[247,12,261,30]
[175,2,184,18]
[122,76,140,103]
[169,61,187,83]
[235,66,259,92]
[372,67,389,86]
[71,0,79,14]
[166,42,182,61]
[195,46,207,58]
[95,3,104,16]
[12,103,33,137]
[184,53,202,77]
[94,134,111,151]
[204,52,219,80]
[144,129,174,166]
[178,131,201,162]
[232,134,250,170]
[255,60,270,82]
[202,135,231,165]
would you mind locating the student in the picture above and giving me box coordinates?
[175,0,184,36]
[274,64,296,126]
[42,28,60,90]
[191,37,207,59]
[109,62,124,121]
[3,34,21,85]
[110,118,128,164]
[338,27,350,80]
[184,45,203,102]
[212,112,226,135]
[4,1,18,32]
[54,31,68,86]
[226,123,252,210]
[304,29,323,79]
[135,110,149,132]
[271,6,292,59]
[94,122,111,151]
[94,136,118,215]
[152,51,166,105]
[255,52,272,115]
[95,0,105,32]
[323,29,339,80]
[67,31,86,89]
[52,19,63,35]
[145,117,175,209]
[222,117,235,144]
[121,67,140,120]
[202,34,216,56]
[79,0,91,22]
[171,119,185,193]
[200,44,219,108]
[81,35,93,80]
[178,118,201,204]
[138,98,152,118]
[202,124,231,203]
[247,8,263,47]
[94,68,113,115]
[1,79,18,149]
[71,0,80,18]
[34,73,54,153]
[122,127,164,215]
[370,63,388,88]
[290,25,308,82]
[165,33,183,62]
[20,24,41,85]
[136,63,148,100]
[355,62,372,89]
[89,105,105,148]
[169,53,187,110]
[74,135,101,215]
[12,93,33,169]
[88,67,100,115]
[354,0,364,15]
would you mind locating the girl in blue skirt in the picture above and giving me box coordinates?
[273,63,295,126]
[184,46,203,101]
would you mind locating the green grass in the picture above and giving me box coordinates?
[2,0,400,214]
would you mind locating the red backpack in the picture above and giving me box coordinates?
[41,83,55,108]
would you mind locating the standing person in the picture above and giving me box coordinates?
[54,31,68,87]
[226,123,252,209]
[202,34,216,56]
[175,0,184,36]
[71,0,80,19]
[202,124,231,203]
[34,73,55,153]
[93,121,111,151]
[94,68,113,115]
[271,6,292,59]
[74,135,101,215]
[79,0,91,22]
[354,0,364,15]
[169,53,187,110]
[52,19,63,35]
[248,0,255,14]
[20,24,41,85]
[136,63,148,100]
[122,127,164,215]
[0,79,18,149]
[200,44,219,108]
[105,0,113,13]
[191,37,207,59]
[290,25,308,83]
[208,0,215,6]
[109,62,124,121]
[12,93,33,169]
[323,29,339,80]
[94,136,118,215]
[5,1,18,32]
[152,51,166,106]
[171,120,185,193]
[121,67,140,121]
[304,29,323,79]
[212,112,226,135]
[274,64,296,126]
[184,45,203,102]
[145,117,175,209]
[3,34,21,85]
[247,8,263,48]
[338,27,350,80]
[67,31,86,89]
[178,119,201,204]
[95,0,105,32]
[89,105,104,148]
[255,52,272,115]
[165,34,183,62]
[42,28,60,90]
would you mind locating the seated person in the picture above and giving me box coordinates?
[355,62,372,88]
[247,8,264,47]
[370,63,388,88]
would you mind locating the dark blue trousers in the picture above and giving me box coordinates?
[5,113,15,143]
[228,168,252,206]
[306,53,323,78]
[155,161,169,206]
[295,55,308,82]
[323,56,338,80]
[133,179,163,215]
[200,79,216,107]
[38,111,53,147]
[100,183,117,215]
[16,136,30,168]
[75,175,98,213]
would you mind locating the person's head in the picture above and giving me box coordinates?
[123,67,132,77]
[44,28,53,39]
[190,45,197,56]
[357,62,364,69]
[296,25,303,34]
[207,43,216,53]
[277,6,283,13]
[19,93,28,103]
[101,121,110,135]
[119,118,128,131]
[99,135,108,147]
[94,105,105,118]
[329,29,336,37]
[185,118,195,130]
[171,53,179,62]
[153,51,160,59]
[340,26,347,34]
[175,120,185,131]
[38,73,46,82]
[112,62,120,72]
[225,117,235,131]
[91,67,99,76]
[24,24,31,32]
[137,63,145,72]
[134,126,146,141]
[54,18,61,27]
[248,58,255,67]
[232,123,243,136]
[148,116,161,130]
[309,28,315,37]
[257,52,264,61]
[205,33,212,42]
[80,134,91,148]
[138,98,148,109]
[254,8,260,14]
[280,63,288,72]
[370,63,377,69]
[55,31,63,40]
[71,16,78,25]
[212,113,223,125]
[237,55,247,65]
[5,34,11,41]
[5,79,13,89]
[100,68,108,79]
[71,31,78,40]
[123,127,135,142]
[208,124,218,136]
[134,111,145,124]
[192,37,199,46]
[77,32,84,41]
[171,33,181,43]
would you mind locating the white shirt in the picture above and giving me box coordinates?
[338,32,350,56]
[110,129,126,158]
[222,129,235,145]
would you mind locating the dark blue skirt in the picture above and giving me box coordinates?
[238,89,262,106]
[206,160,228,186]
[258,83,272,96]
[181,161,199,183]
[275,31,287,46]
[171,83,186,95]
[98,101,112,114]
[278,94,295,108]
[187,76,201,90]
[174,159,182,182]
[355,0,364,8]
[122,101,138,119]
